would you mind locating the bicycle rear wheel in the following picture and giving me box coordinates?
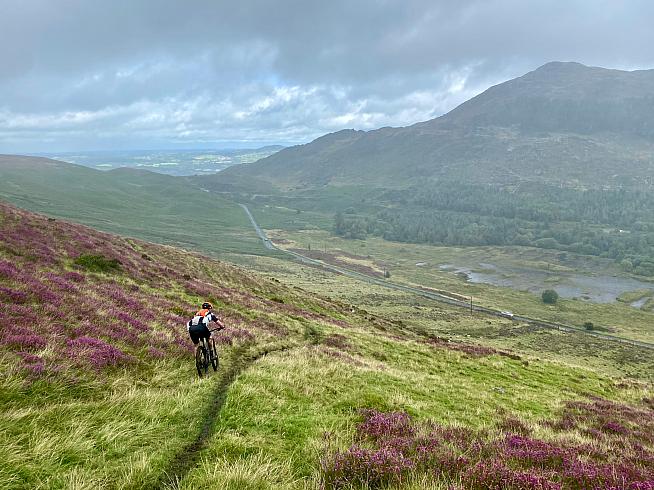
[195,343,208,377]
[209,338,219,371]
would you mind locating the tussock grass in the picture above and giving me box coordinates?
[0,359,215,489]
[176,453,303,490]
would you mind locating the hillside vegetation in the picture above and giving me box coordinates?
[1,201,653,489]
[0,155,270,257]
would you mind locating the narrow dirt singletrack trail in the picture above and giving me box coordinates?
[155,342,294,489]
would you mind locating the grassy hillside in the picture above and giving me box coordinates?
[0,155,271,257]
[2,201,652,488]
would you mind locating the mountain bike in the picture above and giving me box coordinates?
[195,328,221,378]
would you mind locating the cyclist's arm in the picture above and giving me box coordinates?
[210,313,225,330]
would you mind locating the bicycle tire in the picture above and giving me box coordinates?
[202,342,209,375]
[209,338,219,371]
[195,343,208,377]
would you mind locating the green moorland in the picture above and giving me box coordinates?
[256,227,654,345]
[234,179,654,277]
[236,252,654,382]
[2,202,653,489]
[0,155,275,257]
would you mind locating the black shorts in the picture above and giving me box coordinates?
[188,323,211,345]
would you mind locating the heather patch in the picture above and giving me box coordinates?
[321,404,654,489]
[147,346,166,358]
[322,333,352,351]
[1,333,47,352]
[498,416,533,436]
[43,273,78,292]
[0,286,28,303]
[357,410,415,441]
[15,351,46,376]
[25,278,63,305]
[0,204,221,373]
[99,283,143,310]
[63,271,85,282]
[66,336,133,369]
[547,398,654,447]
[0,258,18,279]
[113,311,150,332]
[213,326,255,345]
[423,335,522,360]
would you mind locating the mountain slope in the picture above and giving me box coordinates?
[0,200,357,487]
[1,201,653,488]
[215,62,654,189]
[437,61,654,134]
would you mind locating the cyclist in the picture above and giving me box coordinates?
[187,302,225,345]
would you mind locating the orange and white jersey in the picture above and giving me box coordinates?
[188,309,218,328]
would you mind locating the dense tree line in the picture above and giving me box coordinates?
[333,183,654,276]
[381,183,654,229]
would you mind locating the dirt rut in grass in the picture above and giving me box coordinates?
[157,342,294,488]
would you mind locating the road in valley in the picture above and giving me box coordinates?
[240,204,654,351]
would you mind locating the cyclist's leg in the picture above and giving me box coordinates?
[188,325,202,345]
[201,337,209,362]
[200,325,211,356]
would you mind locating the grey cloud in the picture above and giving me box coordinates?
[1,0,653,151]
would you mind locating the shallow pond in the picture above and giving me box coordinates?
[439,263,654,307]
[631,297,650,309]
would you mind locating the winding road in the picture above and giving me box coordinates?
[240,204,654,352]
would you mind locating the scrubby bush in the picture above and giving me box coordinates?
[542,289,559,304]
[74,254,121,273]
[583,321,594,331]
[304,324,323,344]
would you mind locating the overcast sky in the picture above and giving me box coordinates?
[1,0,653,152]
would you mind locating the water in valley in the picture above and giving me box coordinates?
[440,262,654,307]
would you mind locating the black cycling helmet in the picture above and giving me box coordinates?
[202,302,213,310]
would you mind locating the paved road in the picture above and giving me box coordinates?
[239,204,654,351]
[239,203,275,250]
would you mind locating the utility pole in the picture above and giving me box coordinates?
[470,296,473,314]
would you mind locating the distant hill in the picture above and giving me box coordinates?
[215,62,654,190]
[0,155,268,256]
